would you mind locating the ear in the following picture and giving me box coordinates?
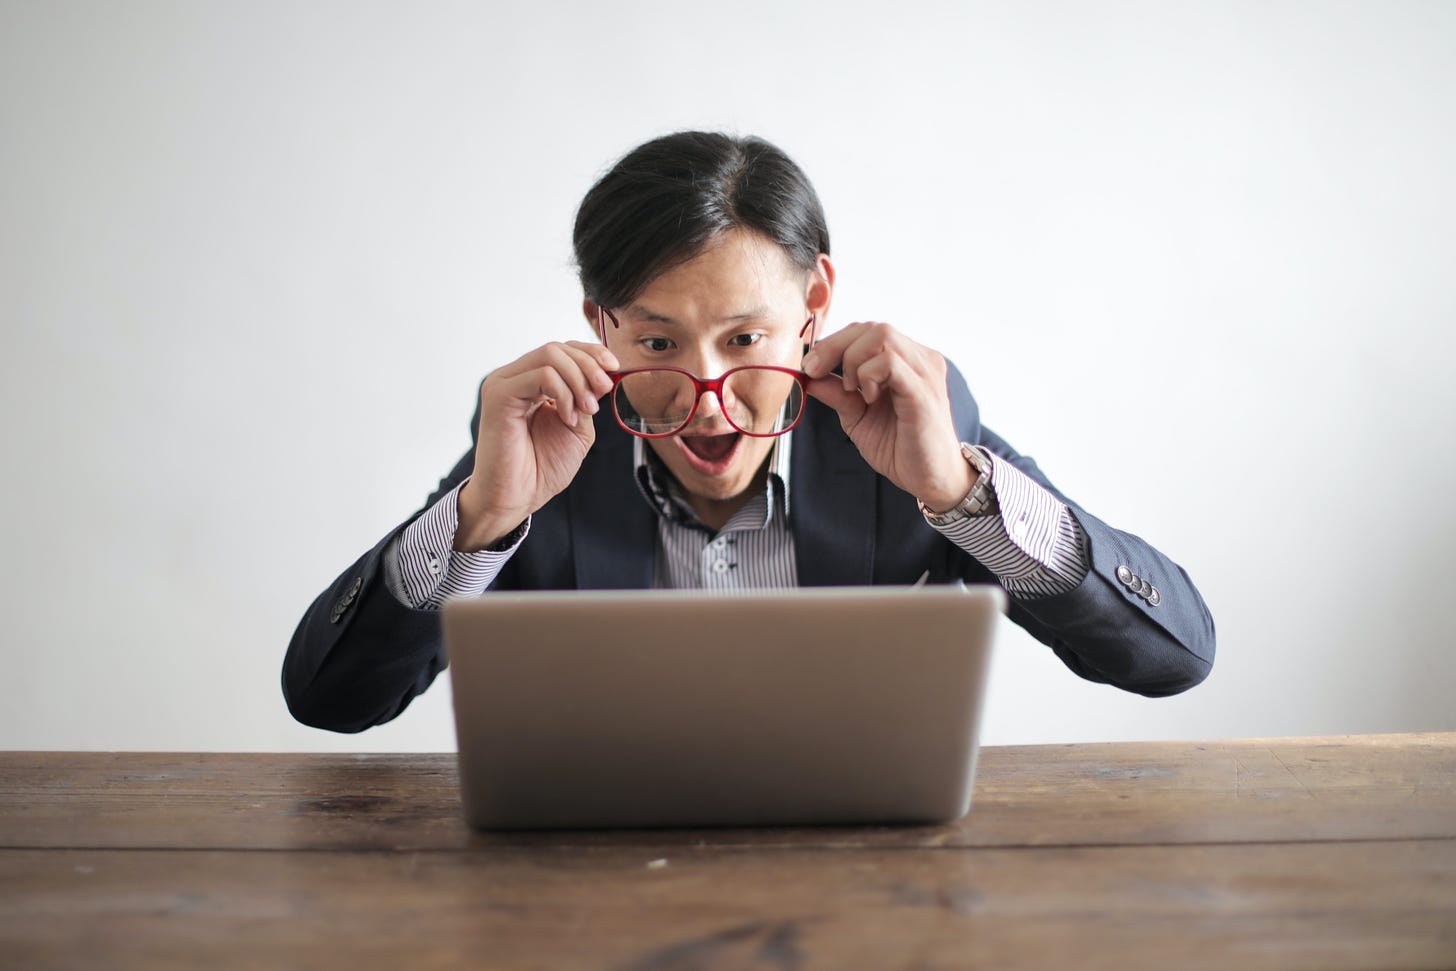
[582,298,604,341]
[803,253,835,344]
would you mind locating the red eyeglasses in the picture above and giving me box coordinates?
[596,307,816,438]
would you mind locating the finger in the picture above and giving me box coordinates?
[804,375,868,428]
[537,343,607,417]
[800,321,867,379]
[853,350,896,404]
[496,366,582,427]
[496,340,615,383]
[836,324,893,394]
[553,342,617,405]
[562,340,619,377]
[557,341,621,402]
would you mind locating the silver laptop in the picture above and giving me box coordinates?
[443,584,1004,830]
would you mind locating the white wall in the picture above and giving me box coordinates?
[2,1,1453,752]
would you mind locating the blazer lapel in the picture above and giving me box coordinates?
[791,400,878,587]
[569,413,656,590]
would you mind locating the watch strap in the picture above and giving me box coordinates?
[918,444,997,526]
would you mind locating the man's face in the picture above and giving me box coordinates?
[598,229,816,519]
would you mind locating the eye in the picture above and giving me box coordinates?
[639,336,674,353]
[728,333,763,348]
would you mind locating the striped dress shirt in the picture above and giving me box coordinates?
[384,436,1089,607]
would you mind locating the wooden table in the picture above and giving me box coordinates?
[2,734,1453,969]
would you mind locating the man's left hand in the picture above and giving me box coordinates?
[801,322,975,512]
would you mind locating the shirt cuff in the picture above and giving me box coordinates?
[929,452,1090,599]
[384,480,528,609]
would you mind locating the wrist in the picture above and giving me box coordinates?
[918,444,998,525]
[454,481,528,553]
[919,461,978,515]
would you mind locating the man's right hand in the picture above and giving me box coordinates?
[454,341,619,551]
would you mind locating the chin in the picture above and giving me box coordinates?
[652,436,770,502]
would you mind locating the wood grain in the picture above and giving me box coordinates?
[2,734,1452,851]
[3,840,1453,971]
[3,736,1453,969]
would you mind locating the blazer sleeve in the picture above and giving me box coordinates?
[281,415,479,733]
[944,363,1216,696]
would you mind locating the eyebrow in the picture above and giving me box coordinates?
[625,305,773,325]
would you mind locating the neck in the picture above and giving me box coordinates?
[681,460,771,532]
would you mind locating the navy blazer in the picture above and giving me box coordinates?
[284,366,1215,733]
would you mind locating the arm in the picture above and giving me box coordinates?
[282,340,618,733]
[803,323,1214,697]
[281,450,475,733]
[933,373,1214,694]
[971,424,1215,696]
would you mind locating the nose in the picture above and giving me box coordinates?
[677,349,729,418]
[681,345,727,381]
[691,385,727,424]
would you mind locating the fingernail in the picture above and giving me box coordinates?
[802,351,820,374]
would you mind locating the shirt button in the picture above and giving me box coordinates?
[712,560,730,574]
[428,557,443,576]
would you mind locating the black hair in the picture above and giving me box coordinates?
[573,131,830,309]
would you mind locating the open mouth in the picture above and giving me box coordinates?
[675,431,742,476]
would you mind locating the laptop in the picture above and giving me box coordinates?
[442,584,1004,830]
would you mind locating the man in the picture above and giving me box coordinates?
[284,131,1215,734]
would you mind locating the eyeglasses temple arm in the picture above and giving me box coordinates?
[799,313,816,346]
[597,306,620,347]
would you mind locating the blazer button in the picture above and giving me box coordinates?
[1138,579,1152,597]
[1116,566,1133,585]
[338,578,362,608]
[1147,587,1161,607]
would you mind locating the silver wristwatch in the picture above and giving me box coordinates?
[918,443,997,525]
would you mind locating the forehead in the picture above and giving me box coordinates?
[620,230,803,326]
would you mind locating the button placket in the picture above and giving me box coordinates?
[703,532,736,588]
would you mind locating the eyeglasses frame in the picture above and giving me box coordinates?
[595,306,818,440]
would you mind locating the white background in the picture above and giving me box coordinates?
[3,1,1453,752]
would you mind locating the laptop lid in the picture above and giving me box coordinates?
[443,584,1004,830]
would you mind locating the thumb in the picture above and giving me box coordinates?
[805,376,867,424]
